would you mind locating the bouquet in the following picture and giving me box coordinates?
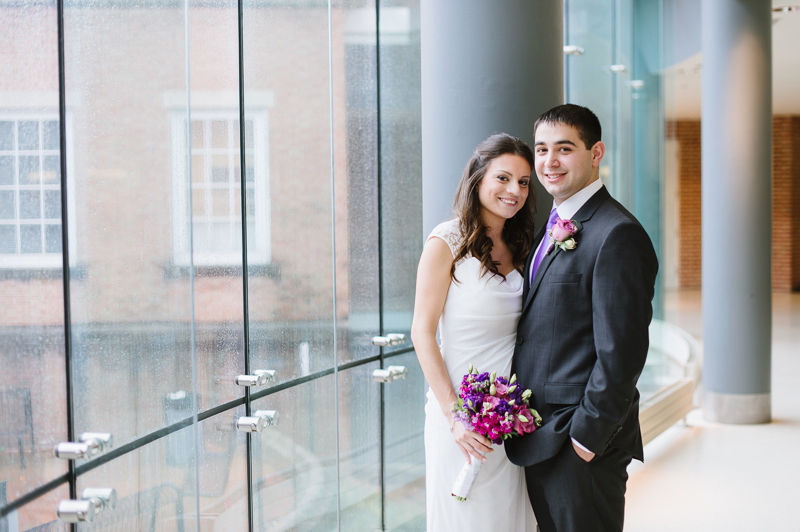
[449,363,542,501]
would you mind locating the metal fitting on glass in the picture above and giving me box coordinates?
[236,409,279,433]
[563,45,584,55]
[53,432,113,460]
[371,365,408,383]
[610,64,627,73]
[81,488,117,514]
[253,410,279,427]
[371,333,406,347]
[236,416,268,433]
[57,487,116,523]
[57,500,95,523]
[235,369,276,387]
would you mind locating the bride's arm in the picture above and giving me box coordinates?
[411,237,492,463]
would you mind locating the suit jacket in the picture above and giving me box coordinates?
[505,186,658,467]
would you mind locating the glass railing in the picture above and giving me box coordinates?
[639,319,700,444]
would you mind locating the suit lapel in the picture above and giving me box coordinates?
[522,243,558,314]
[521,186,611,315]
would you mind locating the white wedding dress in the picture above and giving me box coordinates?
[424,219,537,531]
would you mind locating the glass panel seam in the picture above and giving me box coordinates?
[327,2,341,528]
[235,0,255,528]
[182,0,202,528]
[56,0,77,523]
[375,3,387,530]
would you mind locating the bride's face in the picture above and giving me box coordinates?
[477,154,531,224]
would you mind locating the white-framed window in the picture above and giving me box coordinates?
[0,113,76,269]
[171,110,270,267]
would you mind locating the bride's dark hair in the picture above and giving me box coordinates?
[451,133,536,282]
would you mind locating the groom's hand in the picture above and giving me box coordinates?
[572,440,595,462]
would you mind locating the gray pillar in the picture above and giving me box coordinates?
[701,0,772,424]
[421,0,563,236]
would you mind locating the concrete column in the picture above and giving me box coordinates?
[701,0,772,424]
[420,0,563,236]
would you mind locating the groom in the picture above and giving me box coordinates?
[506,104,658,532]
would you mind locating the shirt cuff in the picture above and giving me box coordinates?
[571,437,593,454]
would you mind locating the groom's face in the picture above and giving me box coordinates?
[534,122,604,205]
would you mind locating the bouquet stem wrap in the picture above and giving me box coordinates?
[450,452,485,501]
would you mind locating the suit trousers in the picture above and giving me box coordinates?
[525,441,633,532]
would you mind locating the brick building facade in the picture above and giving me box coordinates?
[671,117,800,292]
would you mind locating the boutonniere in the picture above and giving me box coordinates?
[546,218,581,254]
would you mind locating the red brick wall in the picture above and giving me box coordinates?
[672,121,703,289]
[773,116,800,291]
[672,117,800,292]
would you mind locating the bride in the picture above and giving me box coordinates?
[411,133,538,531]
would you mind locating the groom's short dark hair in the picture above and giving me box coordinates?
[534,104,602,149]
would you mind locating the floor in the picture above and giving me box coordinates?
[625,291,800,531]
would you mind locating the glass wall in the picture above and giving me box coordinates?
[0,1,424,531]
[564,0,664,318]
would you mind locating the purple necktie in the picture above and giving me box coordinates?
[530,208,559,283]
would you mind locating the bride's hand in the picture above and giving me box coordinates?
[450,418,493,463]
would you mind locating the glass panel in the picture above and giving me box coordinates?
[192,407,249,531]
[0,0,66,507]
[44,224,62,254]
[211,154,228,182]
[188,0,245,411]
[211,121,228,150]
[63,0,197,449]
[0,0,67,500]
[0,483,70,531]
[334,0,381,365]
[242,0,336,379]
[564,0,614,190]
[42,121,59,151]
[0,191,14,219]
[19,225,42,253]
[632,0,664,318]
[251,375,338,531]
[19,191,41,220]
[383,351,425,531]
[17,122,39,151]
[75,424,198,532]
[0,156,14,185]
[18,156,39,185]
[41,156,60,183]
[339,362,381,531]
[43,191,61,219]
[379,0,422,355]
[0,122,13,151]
[0,226,14,253]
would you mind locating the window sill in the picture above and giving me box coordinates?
[163,262,280,280]
[0,265,87,281]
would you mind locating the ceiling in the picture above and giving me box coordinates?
[665,2,800,119]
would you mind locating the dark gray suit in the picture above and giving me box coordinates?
[506,186,658,531]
